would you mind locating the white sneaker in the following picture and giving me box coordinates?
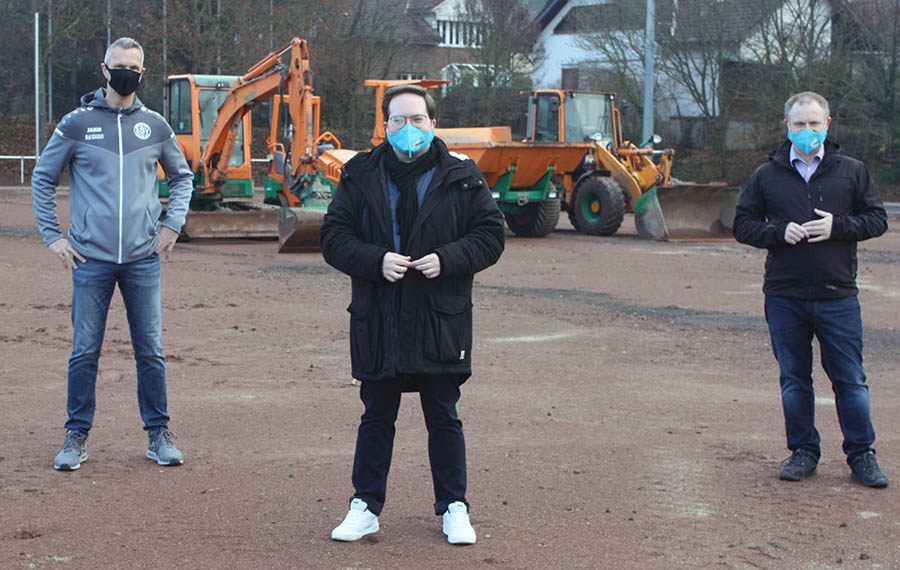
[442,501,476,545]
[331,498,379,541]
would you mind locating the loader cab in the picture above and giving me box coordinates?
[159,75,252,198]
[526,90,620,147]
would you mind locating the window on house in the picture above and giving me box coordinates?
[398,72,427,80]
[437,19,482,47]
[561,68,580,90]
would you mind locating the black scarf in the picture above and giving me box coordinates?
[383,144,439,254]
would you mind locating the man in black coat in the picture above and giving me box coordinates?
[320,85,505,544]
[733,91,888,487]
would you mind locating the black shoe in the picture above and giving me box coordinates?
[779,449,818,481]
[850,451,889,488]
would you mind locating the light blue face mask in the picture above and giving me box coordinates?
[788,127,827,155]
[387,123,435,159]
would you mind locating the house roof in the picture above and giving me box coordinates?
[536,0,566,29]
[670,0,788,44]
[407,0,441,13]
[344,0,442,45]
[351,0,551,46]
[537,0,830,45]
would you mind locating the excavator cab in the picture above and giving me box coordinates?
[159,75,253,205]
[155,37,342,247]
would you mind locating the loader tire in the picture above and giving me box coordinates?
[572,177,625,236]
[504,197,560,238]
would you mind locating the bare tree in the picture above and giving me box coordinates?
[835,0,900,192]
[573,1,654,119]
[305,0,414,147]
[738,0,837,124]
[575,0,845,180]
[440,0,541,132]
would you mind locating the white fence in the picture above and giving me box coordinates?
[0,155,37,184]
[0,156,272,186]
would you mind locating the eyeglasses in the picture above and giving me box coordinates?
[387,114,430,129]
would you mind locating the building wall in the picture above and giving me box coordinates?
[533,0,608,89]
[390,44,481,80]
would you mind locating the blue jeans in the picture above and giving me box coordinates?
[764,295,876,463]
[351,375,468,516]
[66,253,169,432]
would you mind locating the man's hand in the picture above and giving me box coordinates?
[411,253,441,279]
[157,226,180,260]
[382,252,412,282]
[802,208,833,243]
[48,238,87,270]
[784,222,810,245]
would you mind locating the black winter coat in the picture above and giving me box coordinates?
[733,140,887,299]
[320,138,506,382]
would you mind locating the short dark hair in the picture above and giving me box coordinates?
[382,85,437,120]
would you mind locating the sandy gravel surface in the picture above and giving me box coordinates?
[1,187,899,569]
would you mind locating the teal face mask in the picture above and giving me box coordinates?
[788,127,827,155]
[386,123,434,159]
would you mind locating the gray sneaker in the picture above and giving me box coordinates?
[54,429,88,471]
[146,428,184,466]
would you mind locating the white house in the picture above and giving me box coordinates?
[531,0,836,127]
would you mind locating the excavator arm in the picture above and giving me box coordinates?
[199,37,315,195]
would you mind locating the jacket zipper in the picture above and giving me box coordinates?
[117,112,124,264]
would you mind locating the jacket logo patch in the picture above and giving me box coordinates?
[133,122,152,140]
[85,126,104,141]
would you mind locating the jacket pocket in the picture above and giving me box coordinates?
[146,202,162,238]
[348,301,382,374]
[423,294,472,363]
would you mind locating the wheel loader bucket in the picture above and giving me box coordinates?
[634,184,740,240]
[277,206,326,253]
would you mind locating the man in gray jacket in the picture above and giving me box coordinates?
[32,37,193,470]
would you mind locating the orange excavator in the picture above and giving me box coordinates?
[159,37,340,250]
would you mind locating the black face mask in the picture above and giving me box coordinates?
[105,65,141,97]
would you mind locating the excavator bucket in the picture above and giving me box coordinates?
[277,206,327,253]
[634,183,740,240]
[180,208,280,239]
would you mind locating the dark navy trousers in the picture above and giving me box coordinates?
[350,374,468,516]
[765,295,876,463]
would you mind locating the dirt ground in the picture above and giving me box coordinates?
[1,186,899,570]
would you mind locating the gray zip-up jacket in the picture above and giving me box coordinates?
[32,89,193,264]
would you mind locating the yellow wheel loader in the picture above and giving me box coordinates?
[523,90,738,240]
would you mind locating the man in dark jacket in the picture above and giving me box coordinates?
[733,91,888,487]
[321,85,505,544]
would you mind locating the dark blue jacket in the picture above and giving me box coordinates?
[733,140,887,299]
